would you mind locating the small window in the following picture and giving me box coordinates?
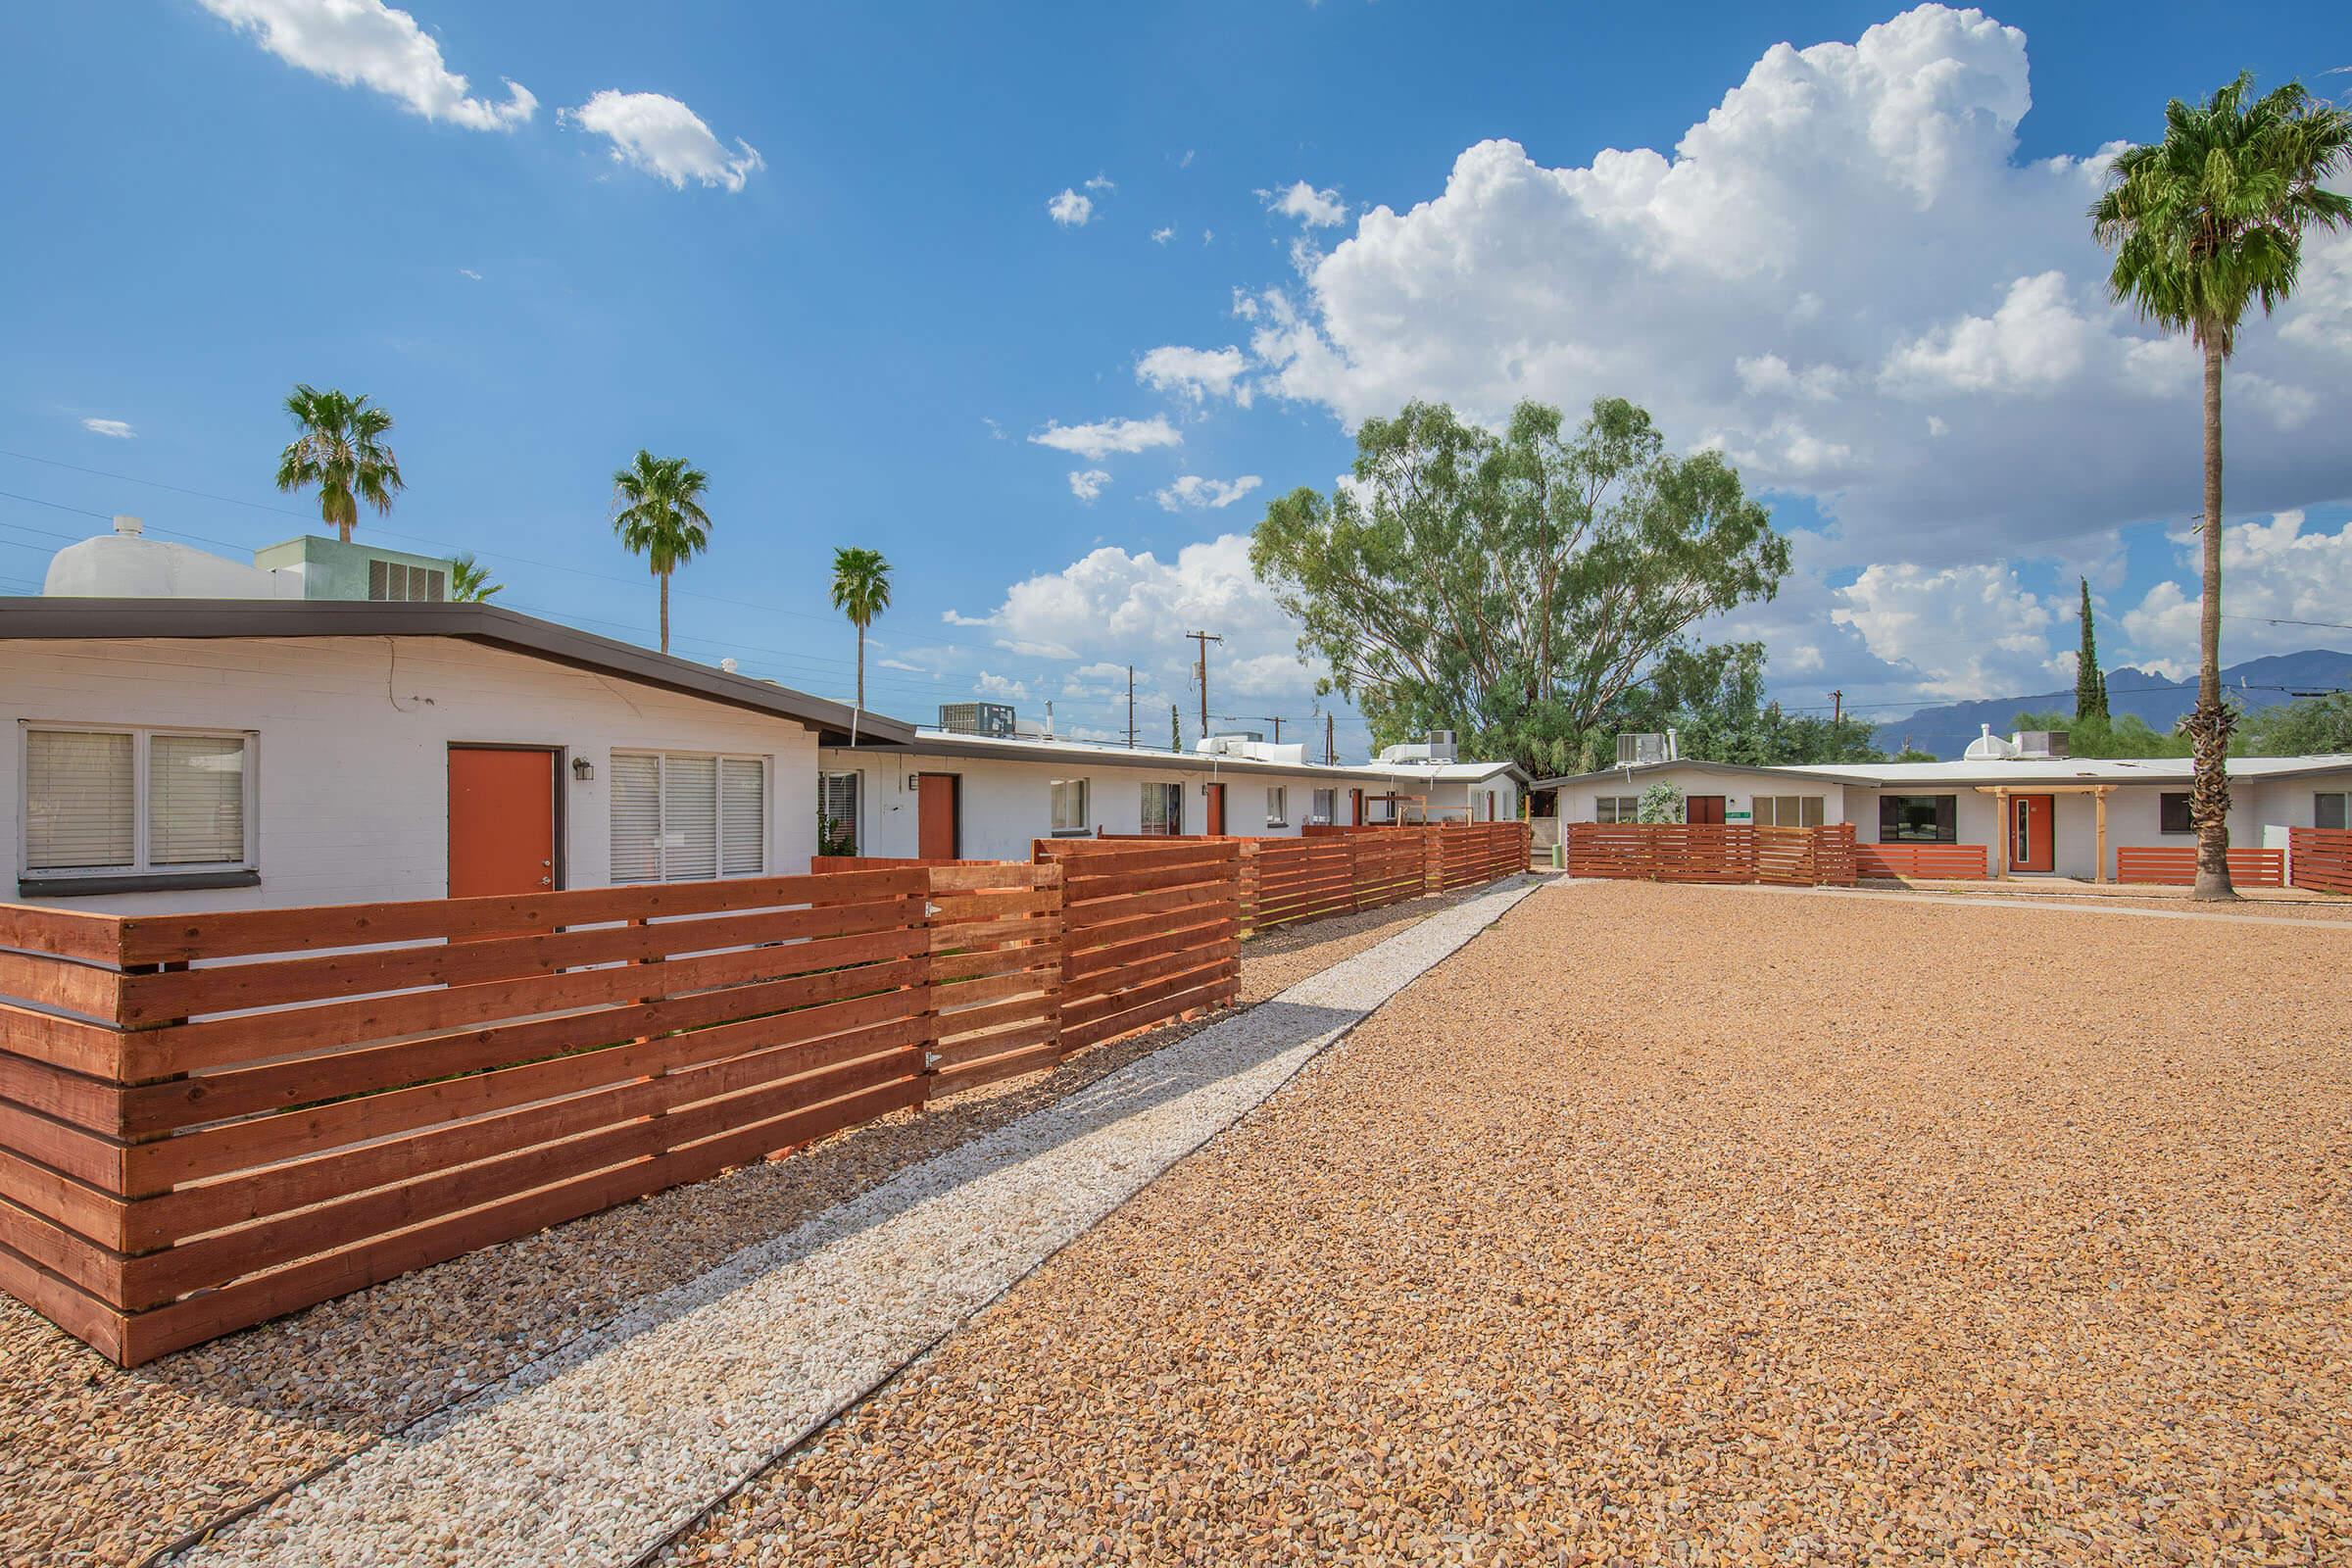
[1753,795,1827,828]
[818,770,860,857]
[1050,777,1090,836]
[612,751,765,883]
[1265,785,1288,828]
[1311,788,1337,824]
[23,725,255,880]
[2317,792,2349,831]
[1141,781,1183,835]
[2159,792,2193,835]
[1879,795,1956,843]
[1594,795,1640,824]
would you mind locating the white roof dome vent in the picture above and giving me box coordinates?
[1963,723,2022,762]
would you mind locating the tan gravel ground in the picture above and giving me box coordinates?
[664,878,2352,1567]
[0,892,1461,1568]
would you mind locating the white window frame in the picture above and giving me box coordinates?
[612,749,769,884]
[1265,785,1289,828]
[817,769,861,857]
[19,721,259,883]
[1049,777,1091,837]
[1594,795,1640,824]
[1310,787,1337,825]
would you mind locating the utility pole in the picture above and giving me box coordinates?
[1325,710,1335,765]
[1184,629,1223,740]
[1830,689,1844,725]
[1126,664,1135,749]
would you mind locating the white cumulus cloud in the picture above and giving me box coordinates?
[1831,561,2063,701]
[1136,345,1251,406]
[561,91,762,191]
[1237,5,2346,564]
[1155,474,1263,512]
[1067,468,1111,502]
[1028,416,1181,460]
[1048,188,1094,226]
[2123,511,2352,666]
[1264,180,1347,227]
[197,0,534,129]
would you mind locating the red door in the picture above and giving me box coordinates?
[2012,794,2055,872]
[1688,795,1727,825]
[1348,788,1364,825]
[448,748,557,898]
[1203,782,1226,836]
[917,774,959,859]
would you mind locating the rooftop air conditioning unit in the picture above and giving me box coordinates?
[1425,729,1458,762]
[1616,732,1677,766]
[937,702,1016,738]
[2016,730,2071,759]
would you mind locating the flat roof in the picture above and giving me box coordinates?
[1534,754,2352,790]
[0,597,911,746]
[828,728,1399,784]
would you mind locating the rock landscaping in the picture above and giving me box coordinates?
[661,879,2352,1566]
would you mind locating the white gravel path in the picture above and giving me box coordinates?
[167,877,1538,1568]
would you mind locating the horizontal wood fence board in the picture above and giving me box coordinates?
[0,905,126,967]
[929,1020,1061,1073]
[0,950,122,1025]
[0,1189,119,1300]
[2117,847,2285,887]
[928,1041,1060,1093]
[0,1049,122,1136]
[120,954,931,1141]
[0,1142,123,1251]
[119,1073,927,1366]
[0,1237,123,1363]
[123,989,924,1194]
[1060,969,1239,1053]
[0,1097,122,1191]
[0,1000,126,1080]
[2290,828,2352,895]
[114,869,929,966]
[139,922,928,1079]
[116,896,920,1025]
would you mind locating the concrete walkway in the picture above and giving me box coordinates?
[167,878,1539,1568]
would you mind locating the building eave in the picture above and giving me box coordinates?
[0,597,910,746]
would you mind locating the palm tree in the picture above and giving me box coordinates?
[829,546,892,743]
[274,385,404,544]
[449,553,503,603]
[2092,74,2352,899]
[609,451,711,655]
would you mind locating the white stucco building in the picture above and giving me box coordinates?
[1,598,901,911]
[1534,738,2352,881]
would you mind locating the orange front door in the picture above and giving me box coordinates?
[1349,788,1364,825]
[1204,782,1226,836]
[2011,794,2055,872]
[1688,795,1727,825]
[448,747,557,898]
[917,773,959,859]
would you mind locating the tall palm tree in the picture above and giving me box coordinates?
[609,451,711,655]
[274,385,404,544]
[829,546,892,743]
[2092,74,2352,899]
[449,553,503,603]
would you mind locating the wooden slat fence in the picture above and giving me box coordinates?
[1853,842,1989,880]
[2116,846,2286,888]
[1033,837,1242,1054]
[2289,827,2352,895]
[1566,823,1858,887]
[0,868,962,1365]
[921,863,1064,1091]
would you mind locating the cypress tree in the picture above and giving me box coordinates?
[2075,577,2109,719]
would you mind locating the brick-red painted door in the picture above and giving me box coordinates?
[918,774,959,859]
[448,748,556,898]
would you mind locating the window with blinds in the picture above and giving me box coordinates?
[817,770,859,857]
[1753,795,1827,828]
[610,751,765,883]
[1311,788,1336,824]
[1264,785,1288,827]
[1049,777,1088,835]
[23,726,254,877]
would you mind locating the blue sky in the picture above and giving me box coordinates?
[4,2,2349,751]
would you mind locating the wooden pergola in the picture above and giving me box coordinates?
[1975,783,2117,881]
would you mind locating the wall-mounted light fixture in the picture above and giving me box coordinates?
[572,757,595,783]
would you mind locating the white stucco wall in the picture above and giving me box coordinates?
[816,746,1381,860]
[3,636,820,912]
[1550,768,1848,829]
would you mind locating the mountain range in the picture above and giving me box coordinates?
[1870,649,2352,760]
